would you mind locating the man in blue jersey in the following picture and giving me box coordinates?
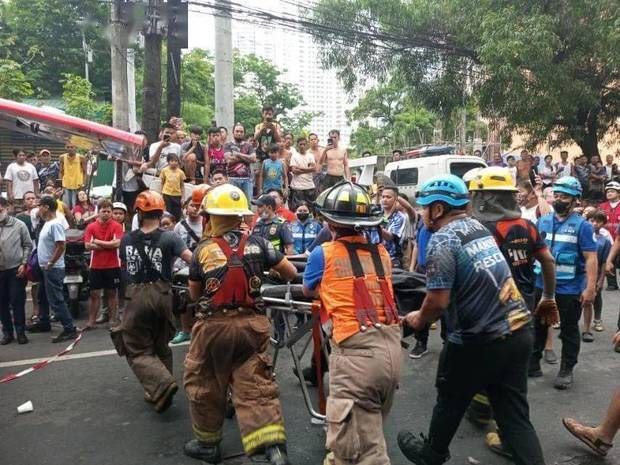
[397,175,545,465]
[529,176,597,390]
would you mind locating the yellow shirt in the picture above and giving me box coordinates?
[60,153,84,189]
[160,166,186,196]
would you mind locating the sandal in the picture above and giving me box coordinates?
[562,417,613,456]
[581,332,594,343]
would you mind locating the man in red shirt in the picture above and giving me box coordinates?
[84,199,124,329]
[598,181,620,289]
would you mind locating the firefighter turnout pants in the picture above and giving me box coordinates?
[184,312,286,455]
[115,281,177,405]
[325,324,402,465]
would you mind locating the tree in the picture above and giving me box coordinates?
[346,77,437,153]
[61,74,112,125]
[310,0,619,157]
[0,60,34,100]
[1,0,111,98]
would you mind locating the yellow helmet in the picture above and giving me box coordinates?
[469,167,518,192]
[201,183,253,216]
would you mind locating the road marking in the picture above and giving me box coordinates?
[0,340,190,369]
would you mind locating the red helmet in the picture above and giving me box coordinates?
[134,190,165,212]
[191,184,211,206]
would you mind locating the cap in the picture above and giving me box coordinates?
[112,202,127,212]
[252,195,276,209]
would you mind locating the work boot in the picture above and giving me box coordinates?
[397,431,450,465]
[95,309,109,324]
[265,444,290,465]
[183,439,221,464]
[553,365,573,390]
[0,334,14,345]
[17,333,28,344]
[528,359,543,378]
[154,382,178,413]
[26,322,51,333]
[485,431,513,459]
[52,329,78,343]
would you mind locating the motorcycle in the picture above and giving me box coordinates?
[63,229,90,318]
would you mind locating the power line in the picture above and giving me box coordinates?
[187,0,486,80]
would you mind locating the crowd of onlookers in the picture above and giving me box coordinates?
[0,110,618,359]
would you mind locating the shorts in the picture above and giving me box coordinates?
[90,268,121,290]
[320,174,345,191]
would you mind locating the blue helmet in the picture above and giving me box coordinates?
[553,176,582,198]
[416,174,470,207]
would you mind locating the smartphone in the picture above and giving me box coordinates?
[327,137,333,146]
[163,134,171,142]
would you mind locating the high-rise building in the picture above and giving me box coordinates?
[189,0,352,144]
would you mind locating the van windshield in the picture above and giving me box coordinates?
[450,161,486,179]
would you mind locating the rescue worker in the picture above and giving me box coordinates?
[251,194,294,255]
[183,183,297,465]
[114,191,192,413]
[302,181,403,465]
[530,176,597,389]
[398,174,545,465]
[469,167,559,458]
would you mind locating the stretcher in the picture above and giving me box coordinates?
[170,264,428,425]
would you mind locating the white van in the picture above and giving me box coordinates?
[384,155,487,199]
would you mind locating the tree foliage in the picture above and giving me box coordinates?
[310,0,619,156]
[61,74,111,125]
[174,49,312,134]
[0,59,34,100]
[1,0,112,98]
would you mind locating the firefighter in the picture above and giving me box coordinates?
[183,183,297,465]
[302,181,403,465]
[114,190,192,412]
[469,167,559,459]
[398,174,545,465]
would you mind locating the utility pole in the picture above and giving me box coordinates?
[110,0,129,130]
[126,48,137,132]
[166,0,182,119]
[142,0,163,143]
[214,0,234,131]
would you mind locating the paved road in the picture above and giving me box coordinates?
[1,293,618,465]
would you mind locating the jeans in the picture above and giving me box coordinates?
[38,267,75,332]
[0,267,27,336]
[63,189,79,209]
[427,327,544,465]
[229,177,253,201]
[532,291,582,369]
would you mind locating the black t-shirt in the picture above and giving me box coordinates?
[120,228,188,284]
[189,230,283,283]
[484,218,547,309]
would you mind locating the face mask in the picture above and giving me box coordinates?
[553,200,572,215]
[0,211,6,222]
[296,213,309,222]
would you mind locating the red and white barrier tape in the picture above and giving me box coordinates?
[0,332,83,384]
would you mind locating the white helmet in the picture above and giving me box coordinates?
[112,202,128,212]
[605,181,620,192]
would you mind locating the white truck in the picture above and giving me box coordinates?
[383,155,487,199]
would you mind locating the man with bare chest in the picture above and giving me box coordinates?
[319,129,350,191]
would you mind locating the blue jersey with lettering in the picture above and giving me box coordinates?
[426,217,530,345]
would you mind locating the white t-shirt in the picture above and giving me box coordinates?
[149,142,182,173]
[290,151,316,190]
[173,218,203,250]
[521,204,554,222]
[4,162,38,199]
[31,207,70,232]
